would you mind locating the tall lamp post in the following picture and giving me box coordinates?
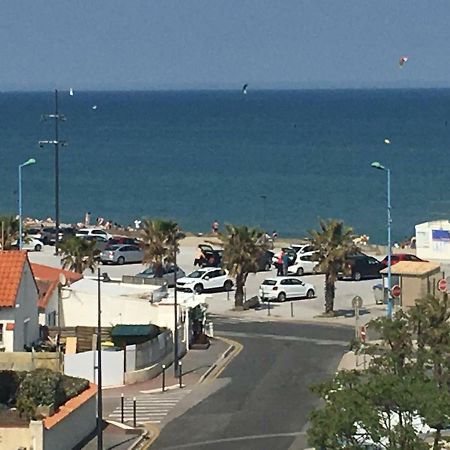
[371,161,393,318]
[96,268,103,449]
[18,158,37,250]
[39,89,68,253]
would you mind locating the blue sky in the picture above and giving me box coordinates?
[1,0,449,90]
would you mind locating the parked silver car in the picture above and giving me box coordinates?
[135,265,186,287]
[100,244,144,265]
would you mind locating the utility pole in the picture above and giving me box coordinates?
[97,268,103,449]
[39,89,67,254]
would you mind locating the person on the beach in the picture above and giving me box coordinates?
[212,220,219,234]
[282,251,290,276]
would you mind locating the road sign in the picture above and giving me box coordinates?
[391,285,401,298]
[352,295,363,309]
[438,278,447,293]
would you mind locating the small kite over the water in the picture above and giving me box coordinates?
[69,88,74,96]
[242,84,248,95]
[399,56,408,67]
[92,105,98,110]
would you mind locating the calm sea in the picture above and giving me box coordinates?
[1,89,449,243]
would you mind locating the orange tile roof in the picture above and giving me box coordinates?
[43,383,98,429]
[0,251,28,307]
[31,263,83,284]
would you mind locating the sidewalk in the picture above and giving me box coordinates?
[81,337,230,450]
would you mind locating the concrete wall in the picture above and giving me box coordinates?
[0,425,34,450]
[44,392,96,450]
[416,221,450,261]
[13,262,40,351]
[64,349,124,387]
[0,351,61,371]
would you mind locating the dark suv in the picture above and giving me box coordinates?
[339,253,383,281]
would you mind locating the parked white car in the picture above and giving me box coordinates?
[288,251,319,276]
[259,277,315,302]
[290,243,315,254]
[12,237,43,251]
[176,267,233,294]
[76,228,112,241]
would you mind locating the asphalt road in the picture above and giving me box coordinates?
[152,319,352,450]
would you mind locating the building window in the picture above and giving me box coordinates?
[48,312,56,327]
[0,324,3,344]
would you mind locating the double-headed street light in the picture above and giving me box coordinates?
[18,158,37,250]
[371,160,393,318]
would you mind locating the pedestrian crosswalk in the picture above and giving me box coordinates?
[108,389,191,424]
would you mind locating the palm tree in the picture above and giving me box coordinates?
[59,236,97,274]
[141,219,184,276]
[0,215,20,250]
[220,224,267,309]
[309,219,357,315]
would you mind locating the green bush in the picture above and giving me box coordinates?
[2,369,90,420]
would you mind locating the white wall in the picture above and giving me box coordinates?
[39,289,58,327]
[61,288,161,328]
[0,308,15,352]
[64,350,124,387]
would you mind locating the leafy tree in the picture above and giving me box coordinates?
[309,219,357,315]
[141,219,183,276]
[59,236,97,274]
[219,224,267,309]
[0,215,20,250]
[307,294,450,449]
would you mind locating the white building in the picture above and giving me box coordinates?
[0,251,40,352]
[60,277,207,338]
[415,220,450,262]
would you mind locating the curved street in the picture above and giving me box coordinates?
[152,318,352,450]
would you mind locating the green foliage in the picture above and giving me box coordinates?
[59,236,97,274]
[309,219,357,314]
[0,369,89,420]
[141,219,184,274]
[307,294,450,449]
[219,224,267,308]
[0,215,20,250]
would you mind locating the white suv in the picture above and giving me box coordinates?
[176,267,233,294]
[76,228,112,241]
[259,277,315,302]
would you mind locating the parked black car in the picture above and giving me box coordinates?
[257,250,274,271]
[338,253,383,281]
[39,226,76,245]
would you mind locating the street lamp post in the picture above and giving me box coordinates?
[173,245,179,377]
[371,161,393,318]
[18,158,36,250]
[39,89,68,253]
[260,195,267,230]
[96,268,103,449]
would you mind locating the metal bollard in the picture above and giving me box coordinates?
[227,290,230,301]
[161,364,166,392]
[208,322,214,338]
[290,302,294,318]
[120,393,124,423]
[267,299,271,316]
[133,397,136,427]
[179,361,183,388]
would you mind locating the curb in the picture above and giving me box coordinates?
[199,336,243,383]
[127,427,149,450]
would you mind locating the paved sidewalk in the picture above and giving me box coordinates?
[102,337,229,427]
[80,338,230,449]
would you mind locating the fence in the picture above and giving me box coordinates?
[63,330,175,386]
[0,351,61,371]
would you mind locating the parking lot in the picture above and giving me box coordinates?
[27,242,385,325]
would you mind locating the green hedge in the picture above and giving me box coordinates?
[0,369,89,420]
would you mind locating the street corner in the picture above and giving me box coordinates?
[199,335,243,382]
